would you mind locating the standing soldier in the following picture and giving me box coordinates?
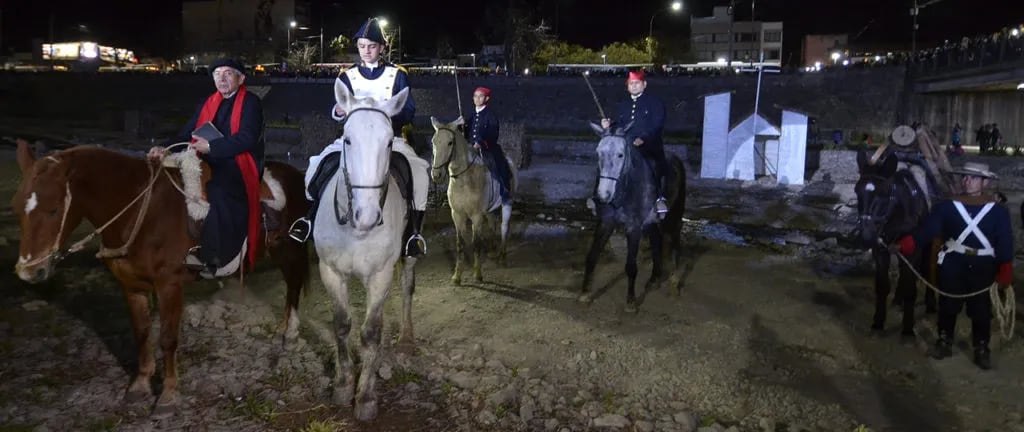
[290,17,431,257]
[463,86,511,203]
[896,162,1013,370]
[600,70,668,217]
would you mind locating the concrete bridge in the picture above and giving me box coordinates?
[910,38,1024,149]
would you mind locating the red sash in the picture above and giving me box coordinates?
[195,85,260,270]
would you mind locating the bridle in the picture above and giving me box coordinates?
[856,173,900,240]
[594,138,632,207]
[430,127,480,179]
[335,107,392,226]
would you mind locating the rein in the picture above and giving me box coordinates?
[16,144,185,270]
[431,128,480,180]
[335,107,392,226]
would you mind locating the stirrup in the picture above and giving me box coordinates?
[654,197,669,217]
[184,246,207,272]
[405,234,426,256]
[288,217,311,243]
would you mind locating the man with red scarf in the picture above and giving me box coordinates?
[148,57,264,277]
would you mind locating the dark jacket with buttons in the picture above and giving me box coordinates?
[611,93,665,153]
[464,106,500,152]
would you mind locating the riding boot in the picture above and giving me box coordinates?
[183,245,216,275]
[972,318,992,370]
[404,210,427,257]
[930,315,956,360]
[288,200,317,243]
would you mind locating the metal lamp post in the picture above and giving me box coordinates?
[648,1,683,57]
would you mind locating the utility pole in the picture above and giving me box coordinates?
[911,0,948,55]
[726,0,735,66]
[319,27,324,63]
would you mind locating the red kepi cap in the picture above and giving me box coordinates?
[474,86,491,96]
[627,70,646,83]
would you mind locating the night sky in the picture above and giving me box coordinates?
[1,0,1021,61]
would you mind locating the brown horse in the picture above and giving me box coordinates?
[10,139,310,415]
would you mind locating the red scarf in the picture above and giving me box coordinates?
[195,85,260,270]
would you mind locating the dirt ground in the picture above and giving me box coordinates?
[2,149,1023,432]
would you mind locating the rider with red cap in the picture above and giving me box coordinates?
[601,69,669,217]
[464,86,511,203]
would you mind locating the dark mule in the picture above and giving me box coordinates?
[581,122,687,312]
[11,140,309,415]
[854,150,937,340]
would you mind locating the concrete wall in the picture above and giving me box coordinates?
[0,68,907,143]
[914,90,1024,150]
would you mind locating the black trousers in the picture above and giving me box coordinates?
[936,257,995,347]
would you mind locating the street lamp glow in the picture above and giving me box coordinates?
[670,1,682,11]
[1017,82,1024,91]
[716,57,726,64]
[830,52,841,61]
[290,21,297,28]
[874,55,881,61]
[378,18,389,28]
[1012,28,1021,37]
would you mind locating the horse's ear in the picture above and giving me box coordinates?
[880,153,898,177]
[379,87,410,118]
[430,116,442,131]
[617,121,635,136]
[16,138,36,174]
[589,121,606,137]
[452,116,465,127]
[334,79,355,111]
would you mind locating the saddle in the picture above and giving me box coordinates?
[307,150,414,205]
[162,151,288,241]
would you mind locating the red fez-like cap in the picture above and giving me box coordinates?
[474,87,491,96]
[627,70,646,82]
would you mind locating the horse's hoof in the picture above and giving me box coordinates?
[625,303,638,314]
[397,336,416,355]
[474,273,483,282]
[577,293,592,304]
[124,388,150,404]
[332,385,355,407]
[451,275,462,286]
[151,391,179,419]
[355,399,379,422]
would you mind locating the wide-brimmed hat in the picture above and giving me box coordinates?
[951,162,998,179]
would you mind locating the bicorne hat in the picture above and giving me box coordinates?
[353,18,386,45]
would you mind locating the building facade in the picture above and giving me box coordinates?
[690,6,783,66]
[182,0,311,64]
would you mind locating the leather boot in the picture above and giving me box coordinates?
[654,175,668,219]
[973,345,992,370]
[404,210,427,257]
[929,333,953,360]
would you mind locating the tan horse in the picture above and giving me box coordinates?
[10,140,309,416]
[430,116,517,285]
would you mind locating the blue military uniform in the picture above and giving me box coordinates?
[901,164,1012,369]
[608,79,668,203]
[464,98,511,203]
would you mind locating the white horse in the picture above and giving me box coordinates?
[429,116,517,285]
[294,82,417,421]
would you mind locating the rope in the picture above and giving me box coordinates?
[879,237,1016,341]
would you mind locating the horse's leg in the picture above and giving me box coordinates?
[122,287,155,403]
[581,221,614,303]
[897,251,920,342]
[498,202,512,266]
[320,262,355,406]
[451,209,468,285]
[397,256,417,353]
[644,223,664,292]
[624,228,642,314]
[271,240,309,347]
[354,268,394,421]
[871,247,891,334]
[152,282,184,416]
[470,214,485,282]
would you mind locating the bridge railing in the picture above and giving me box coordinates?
[909,32,1024,76]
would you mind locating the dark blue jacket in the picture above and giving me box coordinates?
[464,106,500,151]
[337,62,416,131]
[911,198,1012,292]
[611,93,665,150]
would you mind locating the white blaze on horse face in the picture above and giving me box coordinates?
[595,137,626,203]
[344,113,392,230]
[25,192,38,215]
[18,254,32,265]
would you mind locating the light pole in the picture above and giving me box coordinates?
[648,1,682,57]
[910,0,947,55]
[287,20,296,50]
[471,53,476,67]
[602,53,607,64]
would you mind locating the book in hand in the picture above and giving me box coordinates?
[191,122,224,142]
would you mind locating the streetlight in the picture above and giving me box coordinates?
[910,0,947,55]
[648,1,683,57]
[601,53,607,64]
[830,51,841,64]
[471,53,476,67]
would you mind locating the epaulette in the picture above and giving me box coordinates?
[394,64,408,74]
[338,64,355,76]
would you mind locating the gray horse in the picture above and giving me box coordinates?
[430,116,517,285]
[581,122,687,312]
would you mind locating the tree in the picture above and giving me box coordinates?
[504,0,552,74]
[599,41,651,64]
[286,43,318,71]
[532,41,598,72]
[329,34,351,62]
